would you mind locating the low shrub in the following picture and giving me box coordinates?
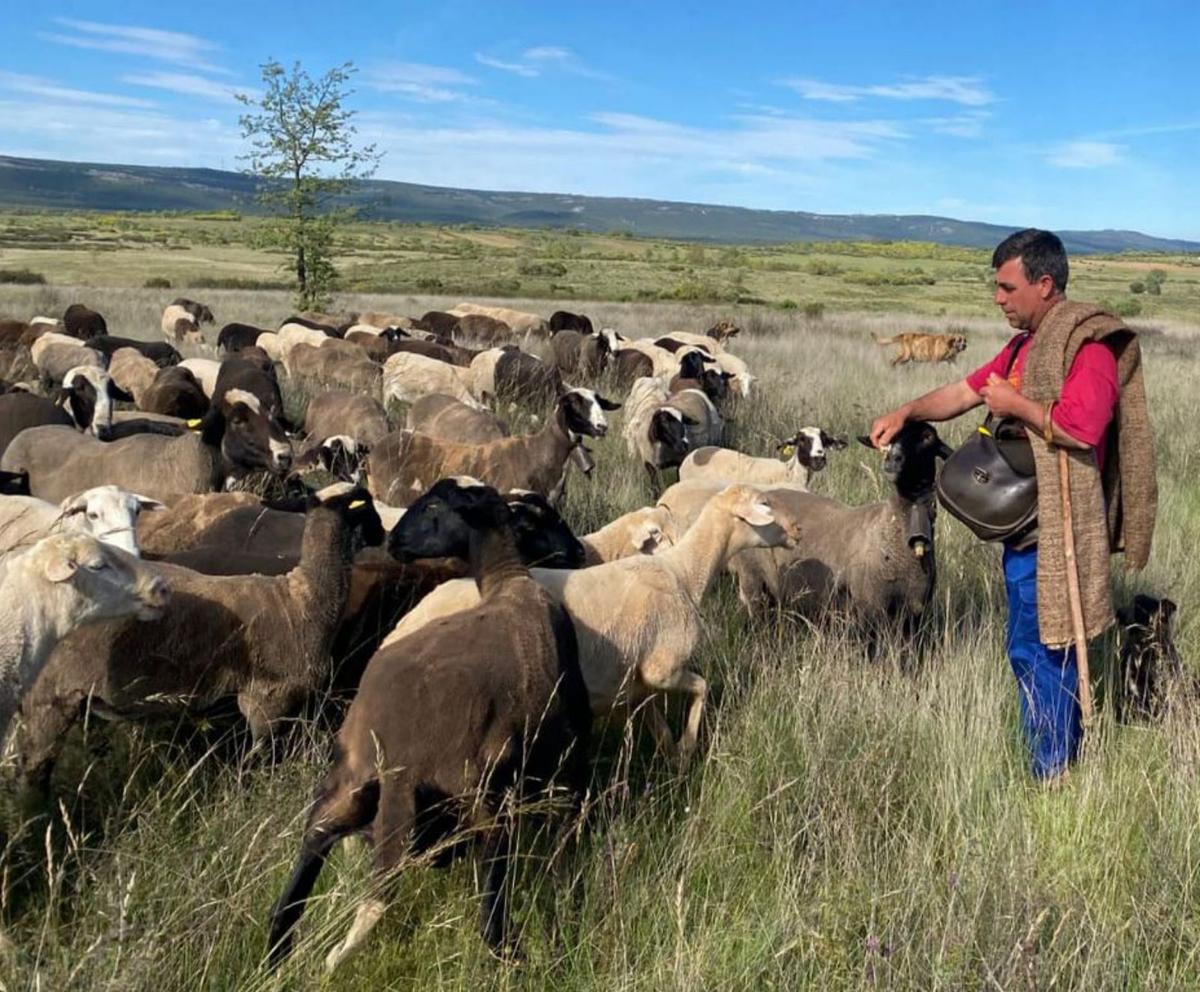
[143,276,172,289]
[0,268,46,285]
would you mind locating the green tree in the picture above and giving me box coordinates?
[237,60,380,310]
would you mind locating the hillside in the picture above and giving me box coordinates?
[1,154,1196,254]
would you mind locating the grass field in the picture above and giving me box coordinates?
[0,233,1198,990]
[2,209,1199,320]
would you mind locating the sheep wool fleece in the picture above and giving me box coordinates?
[1021,299,1157,647]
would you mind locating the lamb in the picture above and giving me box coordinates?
[679,427,847,490]
[286,343,382,397]
[170,298,215,326]
[265,480,590,969]
[382,351,479,409]
[0,486,165,560]
[727,422,951,630]
[454,313,513,347]
[304,391,391,448]
[383,483,798,760]
[33,337,106,386]
[406,393,509,443]
[0,533,168,739]
[14,488,384,793]
[1,389,293,504]
[418,311,461,337]
[62,303,107,340]
[366,387,619,507]
[621,377,718,481]
[579,504,677,564]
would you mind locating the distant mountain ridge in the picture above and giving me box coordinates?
[1,154,1196,255]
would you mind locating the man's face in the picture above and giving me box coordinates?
[993,257,1056,330]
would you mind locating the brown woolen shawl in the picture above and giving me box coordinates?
[1021,299,1157,646]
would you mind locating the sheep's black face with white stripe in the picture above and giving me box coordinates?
[388,478,509,562]
[676,350,713,380]
[556,387,621,441]
[779,427,848,473]
[203,388,294,479]
[504,491,586,568]
[318,436,369,484]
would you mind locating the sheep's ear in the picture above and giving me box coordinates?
[1161,598,1178,620]
[597,394,622,411]
[823,432,849,450]
[733,497,775,527]
[134,495,167,513]
[681,413,701,426]
[857,435,875,449]
[60,497,88,516]
[634,522,662,553]
[936,440,954,459]
[44,551,79,584]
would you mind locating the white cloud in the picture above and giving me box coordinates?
[40,17,228,74]
[783,75,995,107]
[364,62,478,102]
[0,70,156,108]
[473,45,609,81]
[121,71,251,104]
[474,54,538,78]
[1047,140,1124,168]
[924,112,990,138]
[523,46,572,62]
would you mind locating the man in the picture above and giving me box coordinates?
[869,229,1156,783]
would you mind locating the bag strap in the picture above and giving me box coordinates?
[982,333,1032,431]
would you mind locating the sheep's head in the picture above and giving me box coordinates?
[857,421,951,498]
[60,485,166,557]
[504,490,586,568]
[313,484,386,551]
[557,386,621,440]
[388,478,508,562]
[719,484,799,549]
[206,388,293,477]
[778,427,848,473]
[648,407,696,468]
[59,366,116,437]
[33,533,170,623]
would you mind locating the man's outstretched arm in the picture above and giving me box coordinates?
[869,379,982,448]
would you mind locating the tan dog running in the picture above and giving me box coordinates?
[872,331,967,366]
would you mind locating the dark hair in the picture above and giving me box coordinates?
[992,229,1069,293]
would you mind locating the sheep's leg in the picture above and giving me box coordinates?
[639,658,708,765]
[325,898,386,973]
[267,775,380,971]
[479,821,520,959]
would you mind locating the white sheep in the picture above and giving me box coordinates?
[679,428,847,490]
[0,533,169,738]
[0,486,165,560]
[383,483,799,760]
[382,351,480,409]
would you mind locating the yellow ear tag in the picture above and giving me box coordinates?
[348,499,366,509]
[780,444,795,459]
[187,418,203,430]
[977,426,992,437]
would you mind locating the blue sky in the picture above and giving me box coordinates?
[1,2,1197,239]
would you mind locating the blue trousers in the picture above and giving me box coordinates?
[1002,544,1082,779]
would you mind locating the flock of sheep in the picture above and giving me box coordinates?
[0,296,955,968]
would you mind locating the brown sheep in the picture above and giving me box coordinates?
[265,480,590,969]
[406,393,509,444]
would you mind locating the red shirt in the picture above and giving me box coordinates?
[966,332,1119,462]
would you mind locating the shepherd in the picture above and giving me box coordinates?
[868,229,1156,785]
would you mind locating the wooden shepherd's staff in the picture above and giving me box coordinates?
[1057,446,1094,731]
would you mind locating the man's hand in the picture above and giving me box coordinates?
[978,373,1023,418]
[868,405,910,449]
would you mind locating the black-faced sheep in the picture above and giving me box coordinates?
[217,322,267,355]
[1116,595,1188,723]
[727,421,951,631]
[1,389,293,504]
[265,479,590,970]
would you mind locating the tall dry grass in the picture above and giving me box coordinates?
[0,285,1197,990]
